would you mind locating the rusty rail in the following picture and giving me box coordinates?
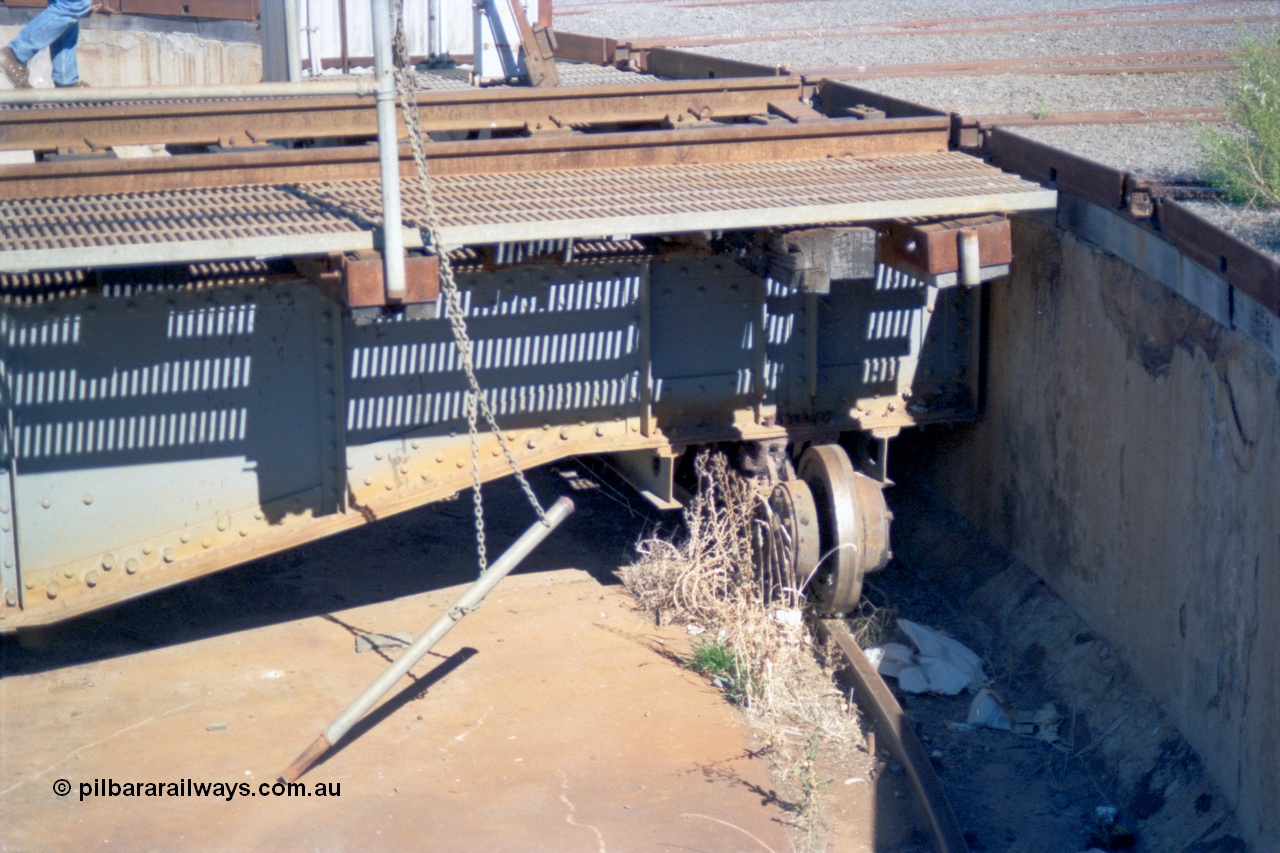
[0,115,951,199]
[796,50,1234,80]
[620,14,1279,51]
[814,617,970,853]
[0,77,808,153]
[978,127,1280,319]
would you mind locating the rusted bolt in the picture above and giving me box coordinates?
[411,441,420,450]
[374,451,383,461]
[0,502,8,514]
[254,511,264,521]
[217,519,228,532]
[41,498,51,509]
[435,454,444,463]
[46,582,58,600]
[491,447,500,456]
[455,459,465,468]
[179,534,190,544]
[162,549,175,564]
[385,483,393,491]
[399,465,409,475]
[85,571,99,588]
[595,426,605,437]
[559,428,571,440]
[102,555,115,571]
[1,521,9,533]
[363,477,372,486]
[527,438,538,449]
[542,423,550,431]
[82,493,93,505]
[124,559,139,576]
[239,529,249,538]
[202,538,212,549]
[4,589,16,607]
[64,568,74,579]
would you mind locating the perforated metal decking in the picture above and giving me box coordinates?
[0,152,1054,273]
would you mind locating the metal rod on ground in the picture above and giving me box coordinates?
[279,496,573,782]
[371,0,407,302]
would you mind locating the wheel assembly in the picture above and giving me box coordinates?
[796,443,891,616]
[755,479,821,609]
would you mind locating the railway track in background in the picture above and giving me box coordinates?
[620,14,1280,51]
[795,50,1235,79]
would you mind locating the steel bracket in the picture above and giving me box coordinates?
[295,251,440,309]
[609,447,686,510]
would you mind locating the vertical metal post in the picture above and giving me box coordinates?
[371,0,407,302]
[427,0,440,60]
[958,229,981,287]
[283,0,303,82]
[638,265,652,437]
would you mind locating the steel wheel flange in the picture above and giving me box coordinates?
[797,443,891,616]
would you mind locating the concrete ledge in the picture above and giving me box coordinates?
[1,12,260,86]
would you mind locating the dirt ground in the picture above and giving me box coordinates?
[0,464,920,852]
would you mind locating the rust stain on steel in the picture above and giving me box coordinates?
[0,78,805,153]
[814,617,970,853]
[878,215,1011,276]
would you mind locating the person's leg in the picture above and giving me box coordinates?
[49,11,85,86]
[7,0,91,72]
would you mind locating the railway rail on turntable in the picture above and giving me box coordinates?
[0,77,1052,276]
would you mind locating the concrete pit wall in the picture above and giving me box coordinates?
[0,10,260,87]
[915,212,1279,850]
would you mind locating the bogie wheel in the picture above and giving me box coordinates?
[797,443,891,616]
[755,479,821,609]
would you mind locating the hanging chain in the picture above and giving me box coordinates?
[387,0,548,574]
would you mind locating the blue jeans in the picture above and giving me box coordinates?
[7,0,92,86]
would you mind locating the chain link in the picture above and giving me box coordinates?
[388,0,548,571]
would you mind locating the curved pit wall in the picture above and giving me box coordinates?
[911,207,1278,850]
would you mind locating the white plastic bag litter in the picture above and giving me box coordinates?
[865,622,986,695]
[863,643,915,678]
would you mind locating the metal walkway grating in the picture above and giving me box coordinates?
[0,152,1054,273]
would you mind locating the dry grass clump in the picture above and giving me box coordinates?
[617,451,868,848]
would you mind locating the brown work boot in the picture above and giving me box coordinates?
[55,80,90,88]
[0,46,31,90]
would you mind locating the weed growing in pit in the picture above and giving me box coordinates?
[687,638,745,701]
[1194,33,1280,207]
[617,450,868,850]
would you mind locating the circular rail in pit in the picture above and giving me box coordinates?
[813,616,970,853]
